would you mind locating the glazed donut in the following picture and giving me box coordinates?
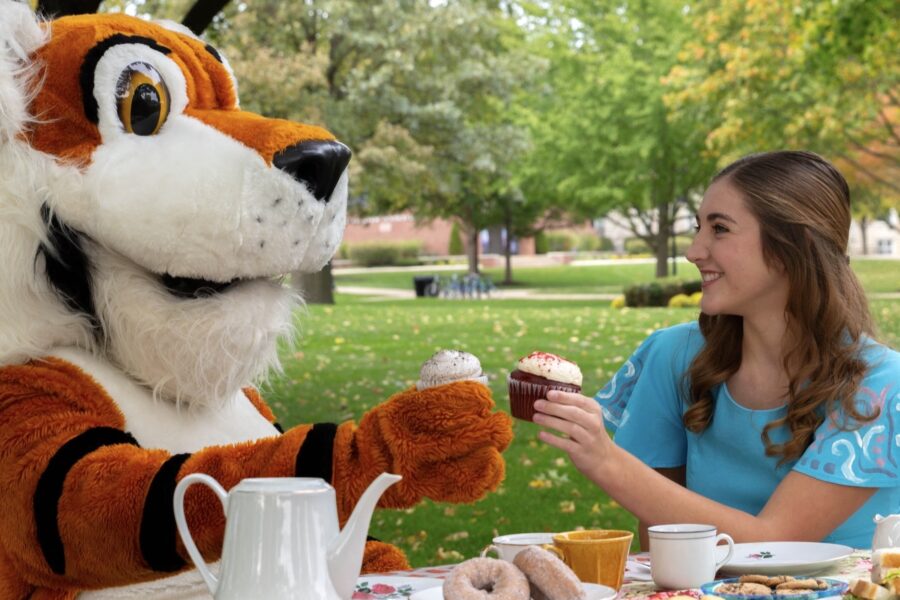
[513,546,585,600]
[443,557,530,599]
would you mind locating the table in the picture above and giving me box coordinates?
[382,549,871,599]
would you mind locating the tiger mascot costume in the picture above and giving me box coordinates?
[0,3,512,598]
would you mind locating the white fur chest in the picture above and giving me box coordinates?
[49,347,279,453]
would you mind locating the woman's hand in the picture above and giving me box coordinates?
[532,390,612,479]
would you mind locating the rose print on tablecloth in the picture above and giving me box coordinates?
[353,581,415,599]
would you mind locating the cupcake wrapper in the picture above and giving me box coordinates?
[507,376,579,421]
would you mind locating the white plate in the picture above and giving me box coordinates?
[717,542,854,576]
[354,576,443,598]
[410,582,617,600]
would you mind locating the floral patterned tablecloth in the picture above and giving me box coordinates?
[366,549,870,600]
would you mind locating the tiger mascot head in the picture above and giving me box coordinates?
[0,1,350,408]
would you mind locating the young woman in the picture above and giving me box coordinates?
[534,151,900,549]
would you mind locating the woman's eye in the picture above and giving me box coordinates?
[116,62,170,136]
[713,223,729,234]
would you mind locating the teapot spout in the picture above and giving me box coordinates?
[328,472,402,599]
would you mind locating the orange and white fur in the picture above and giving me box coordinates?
[0,4,512,598]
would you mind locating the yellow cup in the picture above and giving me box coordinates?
[544,529,633,590]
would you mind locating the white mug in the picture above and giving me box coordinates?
[480,533,554,562]
[648,524,734,590]
[873,514,900,551]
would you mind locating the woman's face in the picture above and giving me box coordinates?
[686,178,790,320]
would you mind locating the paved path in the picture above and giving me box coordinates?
[337,285,900,302]
[337,285,616,301]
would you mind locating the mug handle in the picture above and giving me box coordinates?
[890,521,900,546]
[480,544,499,558]
[542,544,566,562]
[173,473,229,595]
[714,533,735,570]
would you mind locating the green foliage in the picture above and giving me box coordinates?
[448,222,464,256]
[543,231,603,252]
[347,241,422,267]
[534,231,548,254]
[624,279,703,307]
[624,237,651,255]
[544,231,577,252]
[666,0,899,201]
[511,0,716,276]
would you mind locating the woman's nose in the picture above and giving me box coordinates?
[685,233,706,264]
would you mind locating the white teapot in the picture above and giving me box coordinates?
[174,472,401,600]
[873,514,900,551]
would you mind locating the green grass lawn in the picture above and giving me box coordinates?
[335,257,900,295]
[263,294,900,567]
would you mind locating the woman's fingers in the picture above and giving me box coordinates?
[538,429,579,454]
[546,390,594,408]
[534,398,602,430]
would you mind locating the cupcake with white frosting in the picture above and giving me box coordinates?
[416,350,488,390]
[508,351,582,421]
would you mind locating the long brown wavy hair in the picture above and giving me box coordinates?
[682,151,877,463]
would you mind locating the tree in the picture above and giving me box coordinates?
[211,0,539,279]
[39,0,227,33]
[667,0,899,211]
[513,0,714,278]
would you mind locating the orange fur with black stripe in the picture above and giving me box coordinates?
[0,6,512,598]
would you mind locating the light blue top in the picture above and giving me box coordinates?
[595,321,900,549]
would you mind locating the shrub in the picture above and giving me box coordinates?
[623,279,704,307]
[347,241,422,267]
[597,236,615,252]
[645,282,665,306]
[448,222,464,256]
[576,233,601,252]
[681,280,703,295]
[545,231,578,251]
[668,293,691,308]
[624,237,651,255]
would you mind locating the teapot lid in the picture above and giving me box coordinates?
[232,478,333,494]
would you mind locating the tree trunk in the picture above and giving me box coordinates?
[466,228,480,274]
[182,0,233,35]
[503,211,513,285]
[292,262,335,304]
[656,205,671,278]
[860,216,869,255]
[37,0,101,18]
[655,237,669,278]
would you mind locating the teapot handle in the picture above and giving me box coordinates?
[173,473,229,595]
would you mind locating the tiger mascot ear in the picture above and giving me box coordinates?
[0,1,46,142]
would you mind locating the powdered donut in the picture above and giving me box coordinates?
[443,557,530,599]
[513,546,585,600]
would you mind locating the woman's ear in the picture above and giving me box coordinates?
[0,0,46,142]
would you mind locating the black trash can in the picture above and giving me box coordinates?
[413,276,436,297]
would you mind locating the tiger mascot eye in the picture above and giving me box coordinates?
[0,4,512,598]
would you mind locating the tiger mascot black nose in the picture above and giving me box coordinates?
[274,140,352,202]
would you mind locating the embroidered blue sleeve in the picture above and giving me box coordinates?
[794,345,900,487]
[595,338,647,433]
[594,323,701,469]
